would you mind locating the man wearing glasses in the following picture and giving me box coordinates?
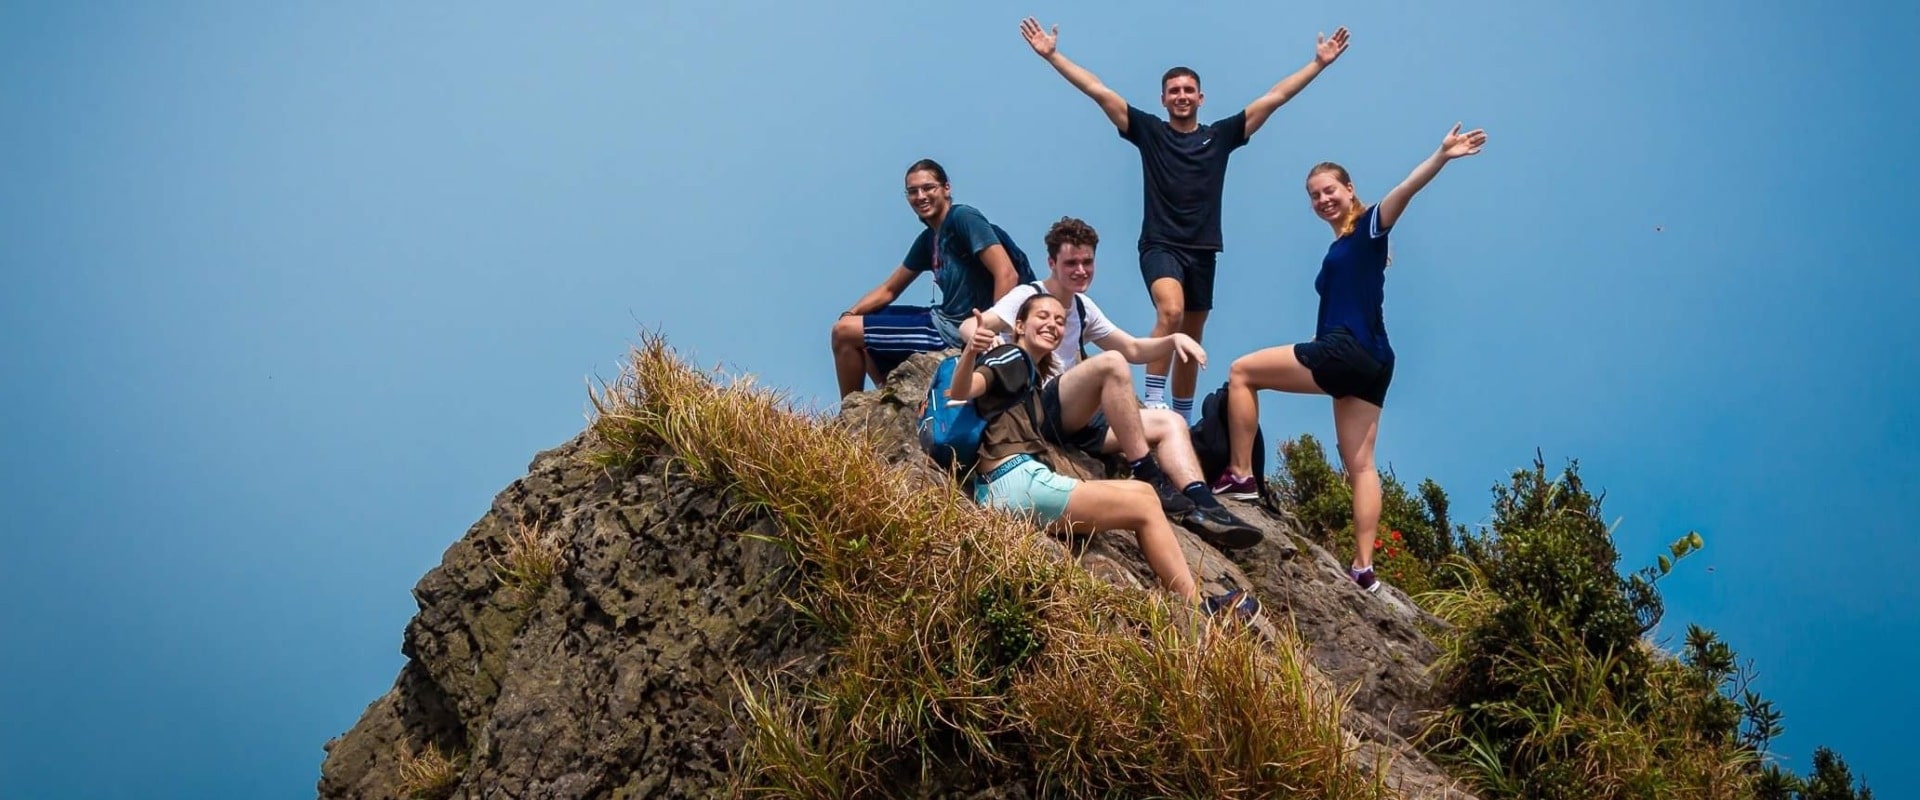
[830,158,1031,397]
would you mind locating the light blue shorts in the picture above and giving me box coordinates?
[973,455,1079,525]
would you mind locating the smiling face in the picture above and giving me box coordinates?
[1160,72,1203,124]
[1305,165,1357,226]
[1049,243,1096,294]
[1014,294,1066,355]
[904,168,951,223]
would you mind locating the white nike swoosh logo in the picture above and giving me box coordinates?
[1201,138,1212,146]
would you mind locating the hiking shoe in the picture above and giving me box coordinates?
[1209,472,1258,501]
[1178,505,1264,551]
[1349,565,1382,594]
[1149,475,1196,515]
[1204,589,1261,622]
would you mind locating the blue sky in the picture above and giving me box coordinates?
[2,1,1914,797]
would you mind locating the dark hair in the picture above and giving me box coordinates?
[1160,66,1201,90]
[1043,216,1099,258]
[905,158,949,185]
[1014,293,1063,379]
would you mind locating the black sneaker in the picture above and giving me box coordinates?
[1204,589,1261,622]
[1149,474,1196,515]
[1178,505,1264,550]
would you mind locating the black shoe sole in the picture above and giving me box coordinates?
[1179,515,1264,550]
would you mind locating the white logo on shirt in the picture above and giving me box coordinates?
[1201,138,1212,146]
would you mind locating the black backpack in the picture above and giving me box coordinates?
[1189,380,1269,503]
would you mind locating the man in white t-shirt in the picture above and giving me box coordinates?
[961,217,1260,549]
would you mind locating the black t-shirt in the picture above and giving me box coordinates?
[1120,105,1249,251]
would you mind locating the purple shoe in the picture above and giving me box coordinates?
[1349,565,1382,594]
[1209,472,1258,501]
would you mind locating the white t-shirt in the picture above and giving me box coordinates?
[987,281,1117,373]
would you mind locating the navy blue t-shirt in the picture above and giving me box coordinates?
[1120,105,1249,251]
[903,204,1026,344]
[1314,205,1394,363]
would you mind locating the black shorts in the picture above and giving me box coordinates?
[1039,378,1110,454]
[1294,329,1395,408]
[1139,245,1218,312]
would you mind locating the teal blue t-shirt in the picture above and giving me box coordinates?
[903,204,1029,343]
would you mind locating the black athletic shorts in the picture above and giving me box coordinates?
[1294,328,1395,408]
[1139,245,1218,312]
[1039,378,1110,454]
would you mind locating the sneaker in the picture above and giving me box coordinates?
[1178,505,1264,550]
[1148,474,1196,515]
[1142,400,1171,411]
[1204,589,1261,622]
[1209,472,1258,501]
[1349,565,1382,594]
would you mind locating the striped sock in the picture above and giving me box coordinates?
[1171,394,1194,423]
[1143,374,1167,405]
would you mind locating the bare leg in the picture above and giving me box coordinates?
[1171,309,1209,404]
[1143,278,1185,399]
[1055,479,1196,600]
[830,315,873,398]
[1052,351,1149,461]
[1333,397,1383,569]
[1225,346,1322,477]
[1137,408,1203,487]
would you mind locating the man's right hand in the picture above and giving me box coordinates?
[1020,17,1058,59]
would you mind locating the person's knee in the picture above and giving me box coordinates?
[1141,408,1182,443]
[1118,481,1160,524]
[1154,303,1185,329]
[1087,350,1129,381]
[1341,449,1377,477]
[831,315,862,346]
[1228,356,1255,388]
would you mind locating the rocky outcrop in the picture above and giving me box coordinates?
[320,353,1477,799]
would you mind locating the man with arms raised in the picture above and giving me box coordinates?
[1019,17,1350,422]
[962,217,1261,549]
[831,158,1028,397]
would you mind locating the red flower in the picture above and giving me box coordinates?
[1391,530,1403,541]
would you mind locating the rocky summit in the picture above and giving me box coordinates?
[319,351,1478,799]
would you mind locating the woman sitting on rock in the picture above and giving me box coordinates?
[948,294,1256,618]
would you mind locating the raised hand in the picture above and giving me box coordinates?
[1315,27,1350,67]
[1169,333,1208,368]
[967,310,998,354]
[1440,122,1488,159]
[1020,17,1059,59]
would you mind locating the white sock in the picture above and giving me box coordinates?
[1143,374,1167,405]
[1171,395,1194,423]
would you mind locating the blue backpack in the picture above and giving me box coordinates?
[917,348,1039,478]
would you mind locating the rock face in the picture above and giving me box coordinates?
[320,354,1478,799]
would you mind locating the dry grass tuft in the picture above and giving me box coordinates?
[396,741,462,800]
[488,521,565,607]
[590,335,1385,799]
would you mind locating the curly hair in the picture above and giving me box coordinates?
[1043,216,1100,259]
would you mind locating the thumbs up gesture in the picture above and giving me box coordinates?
[966,309,997,355]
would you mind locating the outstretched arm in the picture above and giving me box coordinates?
[1092,329,1206,368]
[1377,122,1488,230]
[1243,27,1349,139]
[840,267,918,317]
[1021,17,1130,133]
